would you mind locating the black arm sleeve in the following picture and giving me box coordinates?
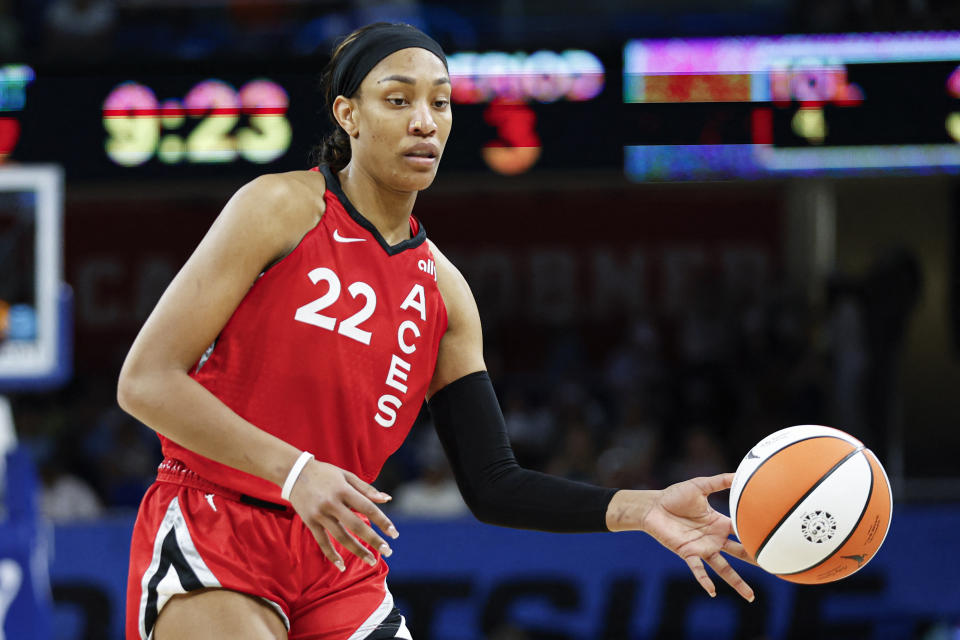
[428,371,617,533]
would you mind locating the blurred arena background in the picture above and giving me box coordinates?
[2,0,960,638]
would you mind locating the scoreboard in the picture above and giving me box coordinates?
[622,31,960,180]
[101,78,293,167]
[1,50,612,181]
[3,31,960,182]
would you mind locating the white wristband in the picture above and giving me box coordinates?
[281,451,314,502]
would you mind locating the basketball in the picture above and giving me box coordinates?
[729,425,893,584]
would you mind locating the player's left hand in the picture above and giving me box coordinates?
[609,473,756,602]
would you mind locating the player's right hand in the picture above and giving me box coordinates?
[287,459,399,571]
[640,474,755,601]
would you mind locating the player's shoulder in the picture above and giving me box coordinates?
[239,169,327,222]
[228,170,327,244]
[426,239,459,282]
[215,170,328,265]
[427,239,476,310]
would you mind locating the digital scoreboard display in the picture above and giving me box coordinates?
[447,49,605,175]
[8,68,326,181]
[0,65,33,162]
[6,32,960,182]
[622,31,960,180]
[4,50,610,180]
[102,78,292,167]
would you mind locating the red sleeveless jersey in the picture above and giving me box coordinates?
[160,166,448,502]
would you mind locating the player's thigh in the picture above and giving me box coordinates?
[154,587,288,640]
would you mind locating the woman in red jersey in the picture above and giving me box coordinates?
[119,22,755,640]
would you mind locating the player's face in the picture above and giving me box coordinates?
[348,48,452,191]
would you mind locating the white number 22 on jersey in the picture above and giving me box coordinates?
[294,267,376,345]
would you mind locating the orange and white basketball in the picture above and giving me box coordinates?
[729,425,892,584]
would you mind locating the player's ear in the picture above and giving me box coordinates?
[333,96,359,138]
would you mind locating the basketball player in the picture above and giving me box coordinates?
[118,23,755,640]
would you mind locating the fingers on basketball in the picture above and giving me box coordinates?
[697,473,735,494]
[722,537,757,565]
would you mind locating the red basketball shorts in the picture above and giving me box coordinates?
[126,461,410,640]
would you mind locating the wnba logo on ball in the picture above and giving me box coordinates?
[801,510,837,543]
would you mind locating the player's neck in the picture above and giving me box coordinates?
[337,164,417,245]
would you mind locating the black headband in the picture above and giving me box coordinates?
[331,25,448,100]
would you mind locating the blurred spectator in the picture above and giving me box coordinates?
[10,229,843,517]
[826,268,869,436]
[596,403,661,490]
[87,408,161,509]
[354,0,424,29]
[677,271,735,367]
[7,0,959,67]
[859,247,922,461]
[546,415,598,483]
[43,0,116,61]
[502,389,555,469]
[39,452,103,523]
[292,11,353,56]
[667,425,727,486]
[550,379,606,433]
[174,8,233,60]
[604,317,664,398]
[391,431,468,519]
[227,0,293,57]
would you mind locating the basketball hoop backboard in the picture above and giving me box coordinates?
[0,165,70,392]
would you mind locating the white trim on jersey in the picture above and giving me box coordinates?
[259,596,292,633]
[396,614,413,640]
[346,583,412,640]
[138,497,222,640]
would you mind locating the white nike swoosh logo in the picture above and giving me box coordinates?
[333,229,366,243]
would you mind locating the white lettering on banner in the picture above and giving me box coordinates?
[398,320,421,354]
[373,282,430,428]
[76,259,127,327]
[721,248,769,299]
[374,395,402,428]
[385,354,411,394]
[75,257,178,329]
[528,250,576,324]
[662,248,706,314]
[591,249,646,317]
[446,249,516,323]
[450,246,772,323]
[400,283,427,321]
